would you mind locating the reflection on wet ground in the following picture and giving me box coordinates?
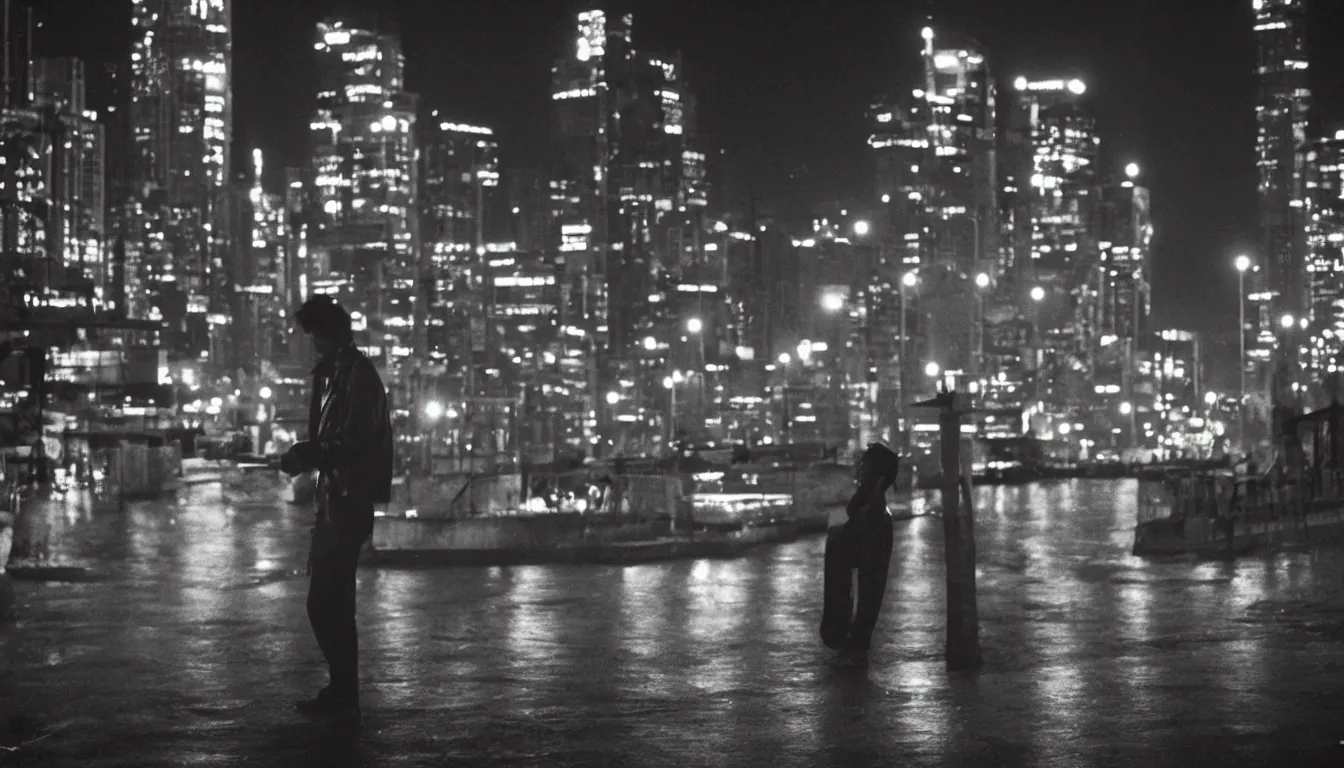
[2,480,1344,766]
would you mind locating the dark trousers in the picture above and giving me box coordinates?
[307,523,366,694]
[820,514,894,651]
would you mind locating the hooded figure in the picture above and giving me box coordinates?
[820,443,901,662]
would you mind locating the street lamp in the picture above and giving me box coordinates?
[424,400,444,423]
[259,386,272,400]
[1235,255,1250,449]
[605,391,620,406]
[821,292,845,313]
[897,271,919,450]
[925,362,940,378]
[686,317,703,334]
[972,272,990,375]
[642,335,657,351]
[1030,286,1045,303]
[853,219,871,237]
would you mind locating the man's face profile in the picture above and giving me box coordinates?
[309,331,340,360]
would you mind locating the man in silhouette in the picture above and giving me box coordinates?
[820,443,901,663]
[281,296,393,720]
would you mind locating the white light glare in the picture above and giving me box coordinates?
[686,317,703,334]
[1125,162,1140,179]
[853,220,870,237]
[1067,79,1087,95]
[1030,286,1046,302]
[975,273,990,289]
[1235,254,1251,272]
[925,362,940,378]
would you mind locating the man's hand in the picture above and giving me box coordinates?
[280,441,317,476]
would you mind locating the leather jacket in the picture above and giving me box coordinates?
[300,345,393,537]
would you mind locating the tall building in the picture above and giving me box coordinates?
[548,9,707,456]
[868,25,999,446]
[127,0,233,360]
[231,150,288,375]
[1306,130,1344,378]
[29,58,107,293]
[1009,77,1098,324]
[309,21,418,353]
[1097,164,1153,341]
[1252,0,1312,327]
[2,55,106,315]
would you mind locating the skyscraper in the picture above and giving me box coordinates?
[127,0,233,359]
[1306,130,1344,375]
[549,9,627,453]
[1097,164,1153,341]
[1252,0,1312,326]
[310,21,418,351]
[1009,77,1098,323]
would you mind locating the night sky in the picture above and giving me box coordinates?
[36,0,1344,358]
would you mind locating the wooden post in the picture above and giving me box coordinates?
[917,388,983,670]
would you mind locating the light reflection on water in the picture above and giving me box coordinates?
[16,478,1344,760]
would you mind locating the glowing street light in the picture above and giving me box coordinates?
[925,362,941,378]
[881,193,891,204]
[662,376,674,389]
[686,317,703,334]
[821,293,845,312]
[259,386,272,400]
[1125,162,1140,179]
[902,272,918,288]
[1280,313,1295,330]
[853,219,871,237]
[1067,79,1086,95]
[778,353,791,365]
[975,272,990,289]
[605,391,620,406]
[1204,391,1218,407]
[1030,286,1046,302]
[1119,402,1133,415]
[1235,254,1251,273]
[642,336,657,351]
[424,400,444,422]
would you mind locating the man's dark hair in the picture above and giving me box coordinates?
[295,295,353,341]
[860,442,901,481]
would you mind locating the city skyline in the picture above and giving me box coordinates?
[39,0,1344,345]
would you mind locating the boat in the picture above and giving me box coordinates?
[1132,402,1344,557]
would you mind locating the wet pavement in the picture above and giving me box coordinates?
[2,480,1344,766]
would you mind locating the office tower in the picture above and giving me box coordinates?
[549,9,706,455]
[29,58,107,294]
[127,0,233,359]
[1097,164,1153,341]
[868,26,999,448]
[916,28,997,272]
[1009,77,1098,321]
[310,21,418,352]
[2,54,106,314]
[1306,131,1344,377]
[419,119,499,381]
[230,150,287,375]
[1252,0,1312,327]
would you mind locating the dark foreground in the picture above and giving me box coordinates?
[2,481,1344,767]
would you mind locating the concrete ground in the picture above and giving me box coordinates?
[2,480,1343,767]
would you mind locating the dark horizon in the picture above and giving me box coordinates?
[34,0,1344,362]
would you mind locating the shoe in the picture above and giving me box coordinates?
[837,645,869,666]
[295,686,360,720]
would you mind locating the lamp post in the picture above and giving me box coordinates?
[973,272,990,376]
[662,371,684,448]
[1235,255,1250,449]
[899,271,918,449]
